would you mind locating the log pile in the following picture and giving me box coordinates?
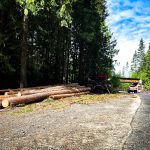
[0,84,91,108]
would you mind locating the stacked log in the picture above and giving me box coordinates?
[0,84,90,108]
[51,92,90,99]
[0,93,22,108]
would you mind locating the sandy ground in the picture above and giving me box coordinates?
[0,94,141,150]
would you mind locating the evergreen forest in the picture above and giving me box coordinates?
[130,38,150,90]
[0,0,118,88]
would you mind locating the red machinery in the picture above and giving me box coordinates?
[88,74,111,93]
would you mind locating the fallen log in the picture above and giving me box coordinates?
[51,91,90,99]
[0,89,11,95]
[2,87,90,108]
[2,92,50,108]
[4,87,66,96]
[3,86,87,97]
[0,92,21,101]
[0,101,2,108]
[0,95,11,100]
[2,83,81,96]
[0,84,58,95]
[1,87,90,101]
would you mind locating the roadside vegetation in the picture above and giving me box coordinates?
[130,39,150,90]
[109,74,121,91]
[120,83,130,91]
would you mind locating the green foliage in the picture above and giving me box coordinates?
[120,83,130,91]
[61,20,68,27]
[137,38,145,71]
[139,71,148,82]
[131,50,138,72]
[142,45,150,89]
[0,0,118,88]
[110,74,121,88]
[131,72,139,78]
[144,81,150,90]
[131,39,145,73]
[130,40,150,90]
[24,8,28,15]
[16,0,73,27]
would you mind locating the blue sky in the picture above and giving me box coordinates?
[107,0,150,73]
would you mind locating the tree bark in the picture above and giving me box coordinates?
[0,101,2,108]
[63,47,69,83]
[2,87,90,107]
[52,91,89,99]
[79,41,85,85]
[20,13,28,88]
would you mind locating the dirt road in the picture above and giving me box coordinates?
[0,94,140,150]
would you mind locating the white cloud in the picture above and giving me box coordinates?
[107,0,150,73]
[114,37,139,72]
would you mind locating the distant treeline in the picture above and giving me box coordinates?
[130,38,150,89]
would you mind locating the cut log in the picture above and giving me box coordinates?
[2,87,90,108]
[19,87,69,95]
[1,87,90,101]
[51,91,90,99]
[0,89,11,95]
[0,92,21,101]
[2,86,87,96]
[0,101,2,108]
[2,92,50,108]
[2,100,9,108]
[0,95,11,100]
[1,83,81,96]
[0,84,55,95]
[43,88,90,97]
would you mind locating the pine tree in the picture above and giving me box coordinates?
[72,0,118,84]
[141,43,150,89]
[131,50,138,72]
[137,38,145,72]
[145,44,150,78]
[0,0,118,88]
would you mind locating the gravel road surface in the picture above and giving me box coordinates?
[123,92,150,150]
[0,94,141,150]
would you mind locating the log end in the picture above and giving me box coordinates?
[2,99,9,108]
[16,92,22,97]
[4,92,8,96]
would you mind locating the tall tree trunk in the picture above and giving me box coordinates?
[20,14,28,88]
[63,47,69,83]
[78,41,85,85]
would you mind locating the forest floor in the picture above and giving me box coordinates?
[0,93,141,150]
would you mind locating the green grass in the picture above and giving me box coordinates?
[62,93,121,104]
[42,98,68,109]
[10,104,36,116]
[9,93,128,116]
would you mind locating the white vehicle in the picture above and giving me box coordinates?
[128,83,141,93]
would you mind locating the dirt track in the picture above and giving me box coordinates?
[0,94,141,150]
